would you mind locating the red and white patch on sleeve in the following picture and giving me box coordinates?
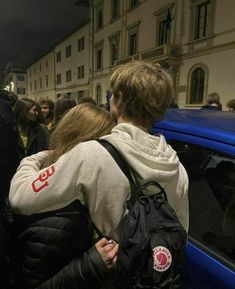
[32,165,55,193]
[153,246,172,272]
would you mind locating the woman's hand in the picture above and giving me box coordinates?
[95,238,119,269]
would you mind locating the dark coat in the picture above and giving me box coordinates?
[201,103,222,110]
[17,121,49,160]
[0,96,20,289]
[0,97,20,203]
[10,201,109,289]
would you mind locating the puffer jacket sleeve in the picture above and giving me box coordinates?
[37,246,110,289]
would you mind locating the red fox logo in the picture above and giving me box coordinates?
[32,165,55,192]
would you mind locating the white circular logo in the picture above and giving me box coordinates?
[153,246,172,272]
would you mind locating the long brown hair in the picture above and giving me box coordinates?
[44,103,115,166]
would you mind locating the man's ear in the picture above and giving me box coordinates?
[115,92,123,110]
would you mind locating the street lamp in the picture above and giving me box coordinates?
[10,81,14,92]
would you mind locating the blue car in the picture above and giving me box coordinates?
[153,109,235,289]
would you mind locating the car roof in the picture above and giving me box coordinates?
[152,109,235,147]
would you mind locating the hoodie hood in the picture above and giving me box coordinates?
[102,123,179,188]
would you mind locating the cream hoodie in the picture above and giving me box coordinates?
[10,123,189,239]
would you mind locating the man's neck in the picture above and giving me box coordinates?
[117,117,149,133]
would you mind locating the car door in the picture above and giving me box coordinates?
[167,139,235,289]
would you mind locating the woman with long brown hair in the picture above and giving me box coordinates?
[10,103,117,289]
[14,98,49,160]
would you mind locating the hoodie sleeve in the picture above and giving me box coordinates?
[9,146,86,215]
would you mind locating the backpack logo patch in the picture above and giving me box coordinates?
[153,246,172,272]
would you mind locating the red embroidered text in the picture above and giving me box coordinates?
[32,165,55,192]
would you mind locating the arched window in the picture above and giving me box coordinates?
[190,67,205,104]
[96,84,102,105]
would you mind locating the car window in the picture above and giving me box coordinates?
[169,141,235,266]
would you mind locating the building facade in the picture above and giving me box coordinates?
[27,0,235,108]
[89,0,235,108]
[2,63,27,98]
[27,51,55,102]
[54,23,90,102]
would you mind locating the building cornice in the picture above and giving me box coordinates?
[181,40,235,60]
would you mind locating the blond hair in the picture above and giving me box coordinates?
[110,61,173,125]
[45,103,115,166]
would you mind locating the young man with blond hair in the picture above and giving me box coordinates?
[10,61,188,261]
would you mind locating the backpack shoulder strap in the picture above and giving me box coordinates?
[98,139,135,183]
[98,139,168,203]
[98,139,139,206]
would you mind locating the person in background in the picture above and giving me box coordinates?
[0,90,19,203]
[10,60,188,239]
[77,96,96,106]
[39,99,54,130]
[99,103,109,110]
[34,102,50,139]
[9,103,117,289]
[201,92,222,110]
[35,102,46,124]
[169,97,179,108]
[0,90,20,289]
[105,90,112,112]
[226,99,235,111]
[52,94,77,130]
[14,98,49,160]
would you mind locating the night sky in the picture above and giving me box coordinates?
[0,0,89,76]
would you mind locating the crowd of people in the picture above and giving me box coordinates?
[1,59,234,289]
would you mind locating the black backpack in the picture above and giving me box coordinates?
[98,140,187,289]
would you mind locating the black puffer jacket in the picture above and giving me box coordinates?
[10,201,109,289]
